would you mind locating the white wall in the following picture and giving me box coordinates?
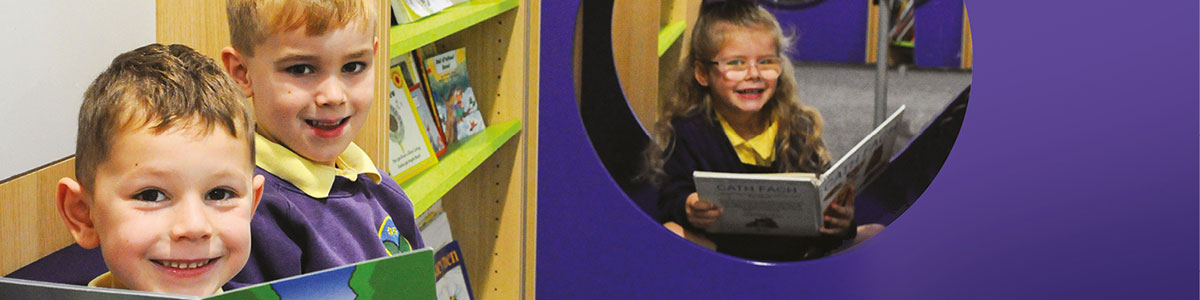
[0,1,155,179]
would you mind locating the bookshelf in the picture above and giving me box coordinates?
[388,0,519,55]
[865,0,972,68]
[400,119,521,216]
[609,0,700,130]
[657,21,686,57]
[2,1,538,299]
[386,1,537,299]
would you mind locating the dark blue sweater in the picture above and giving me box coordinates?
[226,167,424,288]
[658,111,849,261]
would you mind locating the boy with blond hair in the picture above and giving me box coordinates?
[220,0,424,286]
[56,43,264,296]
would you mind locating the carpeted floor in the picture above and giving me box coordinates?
[793,61,972,159]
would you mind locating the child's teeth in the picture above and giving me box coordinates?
[160,260,210,269]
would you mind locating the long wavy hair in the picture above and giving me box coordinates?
[640,0,830,185]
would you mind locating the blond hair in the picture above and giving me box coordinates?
[642,0,830,183]
[75,44,254,190]
[226,0,377,56]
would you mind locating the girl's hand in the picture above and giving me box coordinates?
[686,192,722,229]
[821,183,855,236]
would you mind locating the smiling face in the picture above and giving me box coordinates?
[238,22,377,165]
[87,126,262,296]
[695,24,780,121]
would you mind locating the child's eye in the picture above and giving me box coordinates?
[342,62,367,73]
[205,188,237,201]
[284,64,316,75]
[759,57,781,66]
[724,59,747,67]
[132,189,168,202]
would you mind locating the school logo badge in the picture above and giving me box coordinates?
[378,216,412,255]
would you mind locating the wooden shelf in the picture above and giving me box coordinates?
[399,119,522,216]
[657,20,686,57]
[389,0,520,57]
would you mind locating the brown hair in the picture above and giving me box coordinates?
[641,0,830,184]
[75,43,254,190]
[226,0,377,56]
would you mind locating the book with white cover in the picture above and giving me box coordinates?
[694,105,906,236]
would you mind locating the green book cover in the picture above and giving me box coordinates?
[213,248,436,300]
[0,248,437,300]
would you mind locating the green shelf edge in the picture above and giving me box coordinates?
[389,0,520,57]
[891,40,915,48]
[657,21,686,57]
[399,119,522,217]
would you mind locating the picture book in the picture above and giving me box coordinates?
[0,248,437,300]
[693,105,907,236]
[433,241,474,300]
[389,56,439,183]
[399,51,448,156]
[423,48,487,145]
[390,0,454,24]
[417,202,454,252]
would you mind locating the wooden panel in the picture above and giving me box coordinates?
[612,0,659,130]
[523,1,540,298]
[865,1,879,63]
[961,7,972,69]
[659,0,701,120]
[0,158,77,275]
[365,0,390,170]
[422,4,529,299]
[155,0,231,60]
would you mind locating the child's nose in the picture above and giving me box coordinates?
[169,198,213,241]
[314,76,349,106]
[744,64,763,80]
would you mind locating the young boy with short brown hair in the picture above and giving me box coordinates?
[56,43,263,296]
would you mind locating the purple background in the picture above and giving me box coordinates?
[913,0,965,67]
[539,1,1198,298]
[765,0,869,63]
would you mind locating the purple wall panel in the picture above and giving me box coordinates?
[914,0,965,67]
[766,1,870,63]
[538,0,1199,298]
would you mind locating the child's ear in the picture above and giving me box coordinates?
[249,174,265,215]
[220,47,254,98]
[693,61,710,87]
[56,178,99,249]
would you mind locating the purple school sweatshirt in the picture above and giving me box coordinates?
[226,167,424,288]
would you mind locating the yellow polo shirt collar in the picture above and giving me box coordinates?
[716,113,778,167]
[255,133,382,198]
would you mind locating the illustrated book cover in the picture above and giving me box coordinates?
[389,55,439,183]
[694,105,907,236]
[422,48,487,145]
[0,248,437,300]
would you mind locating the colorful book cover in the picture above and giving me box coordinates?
[400,51,448,156]
[389,56,439,183]
[0,248,437,300]
[423,48,487,145]
[433,242,474,300]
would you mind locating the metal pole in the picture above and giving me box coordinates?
[874,0,890,126]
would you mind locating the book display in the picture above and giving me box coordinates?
[385,1,532,299]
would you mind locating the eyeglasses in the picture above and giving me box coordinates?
[703,56,783,81]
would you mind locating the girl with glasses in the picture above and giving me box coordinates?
[641,0,859,261]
